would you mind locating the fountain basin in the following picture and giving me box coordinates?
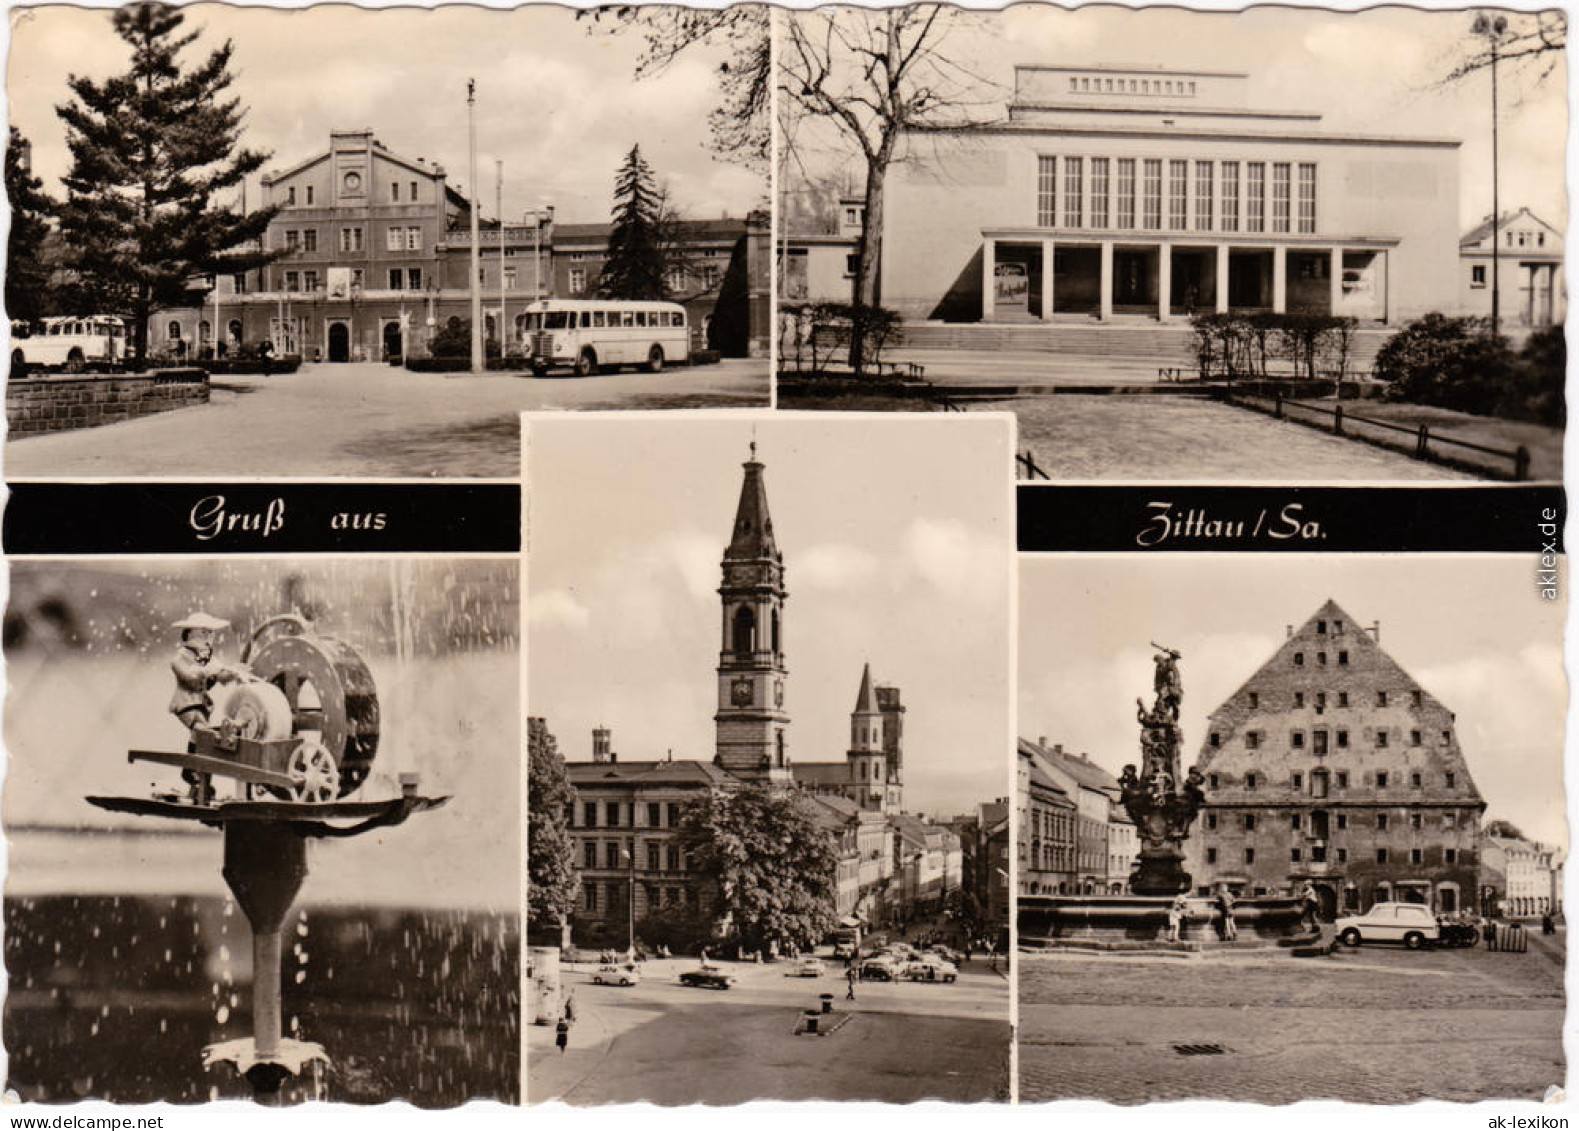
[1019,894,1316,950]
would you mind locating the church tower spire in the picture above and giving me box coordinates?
[848,662,887,808]
[714,445,791,784]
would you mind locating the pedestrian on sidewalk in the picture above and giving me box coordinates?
[555,1018,569,1054]
[564,991,577,1023]
[846,966,858,1001]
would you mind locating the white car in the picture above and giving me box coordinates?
[1334,902,1441,950]
[900,956,959,983]
[591,963,640,987]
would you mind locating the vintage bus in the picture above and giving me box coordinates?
[522,299,689,377]
[11,315,127,372]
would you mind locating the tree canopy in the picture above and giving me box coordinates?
[597,144,669,301]
[677,785,839,952]
[584,6,771,173]
[1441,11,1565,85]
[6,129,56,324]
[54,2,278,363]
[527,718,581,936]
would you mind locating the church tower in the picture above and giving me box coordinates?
[848,663,887,808]
[714,445,791,785]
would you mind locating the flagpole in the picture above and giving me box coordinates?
[468,78,483,372]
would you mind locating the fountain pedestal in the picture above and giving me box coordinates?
[87,791,447,1103]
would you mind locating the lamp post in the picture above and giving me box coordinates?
[1472,12,1509,335]
[620,842,636,958]
[467,78,483,372]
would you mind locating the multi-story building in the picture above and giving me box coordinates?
[1480,831,1563,918]
[1458,208,1566,329]
[153,129,767,361]
[878,65,1460,325]
[553,216,770,356]
[1019,738,1122,893]
[1018,741,1078,896]
[1187,599,1486,916]
[564,728,731,928]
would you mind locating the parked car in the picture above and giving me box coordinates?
[591,963,640,987]
[926,945,965,966]
[678,968,735,990]
[1335,902,1442,949]
[860,957,899,982]
[901,957,959,983]
[787,957,826,978]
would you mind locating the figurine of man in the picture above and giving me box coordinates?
[168,612,245,801]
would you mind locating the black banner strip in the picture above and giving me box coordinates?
[1018,485,1565,553]
[4,483,520,554]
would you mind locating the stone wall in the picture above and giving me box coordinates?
[6,369,209,437]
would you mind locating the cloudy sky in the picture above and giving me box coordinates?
[1021,555,1568,848]
[785,5,1567,231]
[527,413,1014,819]
[8,3,765,225]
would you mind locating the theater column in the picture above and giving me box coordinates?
[1216,245,1230,313]
[1041,239,1056,320]
[1158,243,1171,322]
[1273,245,1288,314]
[1329,247,1343,315]
[981,237,995,323]
[1099,241,1114,321]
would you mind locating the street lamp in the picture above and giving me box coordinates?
[620,843,636,958]
[1472,11,1510,335]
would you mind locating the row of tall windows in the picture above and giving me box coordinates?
[581,839,684,871]
[1037,156,1317,234]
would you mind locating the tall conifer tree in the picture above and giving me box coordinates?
[6,129,56,324]
[55,2,278,364]
[597,144,669,300]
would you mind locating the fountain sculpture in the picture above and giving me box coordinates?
[1018,644,1312,949]
[87,614,448,1103]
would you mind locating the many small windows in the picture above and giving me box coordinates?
[1337,814,1348,829]
[1337,730,1349,748]
[1410,812,1422,829]
[1206,813,1218,830]
[1337,848,1348,864]
[1377,732,1389,749]
[1294,653,1304,667]
[1338,692,1349,708]
[1412,772,1423,788]
[1248,692,1259,709]
[1291,775,1303,792]
[1336,772,1349,789]
[1295,692,1305,708]
[1377,691,1389,706]
[1377,813,1389,831]
[1410,848,1423,865]
[1208,774,1219,790]
[1206,847,1218,864]
[1412,690,1423,708]
[1209,732,1220,747]
[1445,772,1455,789]
[1244,847,1256,864]
[1291,732,1305,749]
[1244,732,1260,749]
[1245,772,1258,790]
[1376,848,1389,864]
[1445,848,1457,864]
[1338,652,1349,666]
[1291,847,1302,862]
[1409,730,1423,747]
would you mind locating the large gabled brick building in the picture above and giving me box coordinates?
[1186,599,1485,916]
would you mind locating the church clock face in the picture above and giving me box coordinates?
[731,678,754,706]
[774,679,785,707]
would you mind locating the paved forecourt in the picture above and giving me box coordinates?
[529,955,1011,1104]
[4,360,770,479]
[1019,931,1565,1104]
[999,395,1477,481]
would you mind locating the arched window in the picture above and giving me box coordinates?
[732,606,756,655]
[167,321,183,341]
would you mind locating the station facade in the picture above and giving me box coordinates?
[155,129,767,362]
[878,66,1461,326]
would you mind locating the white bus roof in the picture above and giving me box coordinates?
[523,298,684,312]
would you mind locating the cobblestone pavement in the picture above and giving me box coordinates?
[1019,934,1564,1104]
[529,955,1010,1104]
[998,395,1474,481]
[5,360,769,478]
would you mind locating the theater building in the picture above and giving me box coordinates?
[1186,600,1485,917]
[879,65,1461,326]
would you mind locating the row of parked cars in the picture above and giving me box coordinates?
[858,941,962,983]
[1332,901,1503,950]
